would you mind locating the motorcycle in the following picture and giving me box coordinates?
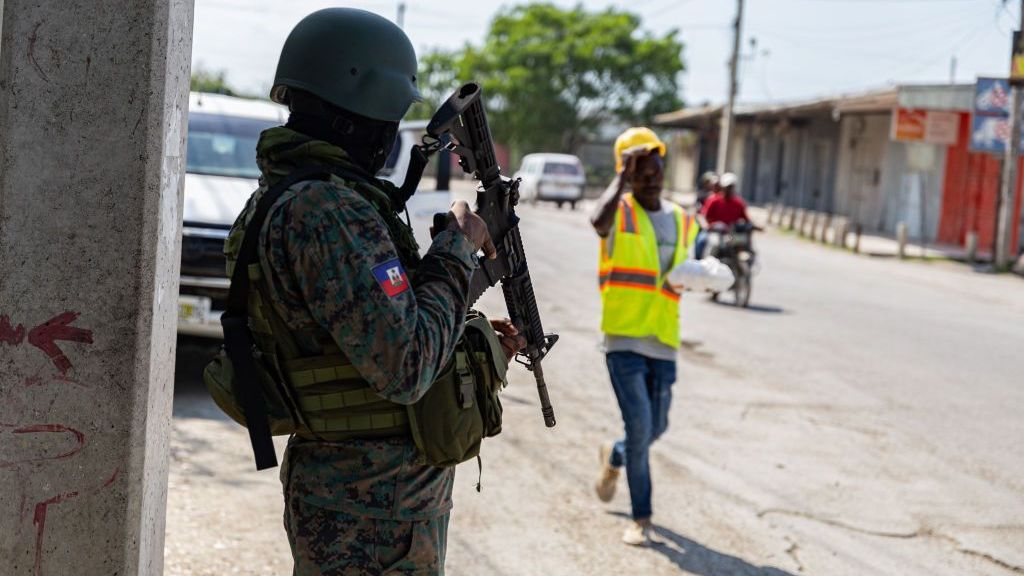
[706,221,757,307]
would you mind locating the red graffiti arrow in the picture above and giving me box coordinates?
[27,312,92,375]
[0,315,25,345]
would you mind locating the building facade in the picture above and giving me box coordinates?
[655,84,1023,255]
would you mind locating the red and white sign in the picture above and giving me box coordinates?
[890,108,959,145]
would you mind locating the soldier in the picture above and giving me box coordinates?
[590,127,698,545]
[223,8,524,574]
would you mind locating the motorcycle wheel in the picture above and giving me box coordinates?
[733,261,751,308]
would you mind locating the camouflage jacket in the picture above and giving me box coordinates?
[239,127,475,520]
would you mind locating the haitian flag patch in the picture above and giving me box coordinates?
[372,259,410,297]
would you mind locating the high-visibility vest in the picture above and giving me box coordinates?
[598,194,697,348]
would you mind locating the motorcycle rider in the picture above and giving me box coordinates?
[694,172,761,258]
[695,171,718,212]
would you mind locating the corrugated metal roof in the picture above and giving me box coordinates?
[654,84,973,128]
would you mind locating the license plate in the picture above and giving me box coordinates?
[178,295,212,325]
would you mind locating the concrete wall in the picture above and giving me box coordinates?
[833,112,946,238]
[834,113,891,231]
[737,115,839,210]
[881,142,947,242]
[0,1,193,574]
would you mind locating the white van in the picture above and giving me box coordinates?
[177,93,450,338]
[514,153,585,209]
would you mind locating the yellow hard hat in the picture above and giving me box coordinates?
[614,127,667,173]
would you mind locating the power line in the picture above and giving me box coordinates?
[885,14,996,80]
[646,0,697,19]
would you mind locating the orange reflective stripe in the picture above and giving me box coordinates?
[660,280,681,302]
[619,198,638,234]
[600,266,658,290]
[604,280,657,292]
[607,272,657,286]
[607,266,657,278]
[682,216,693,248]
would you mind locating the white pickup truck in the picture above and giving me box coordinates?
[177,92,451,338]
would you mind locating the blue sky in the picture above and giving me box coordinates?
[192,0,1014,108]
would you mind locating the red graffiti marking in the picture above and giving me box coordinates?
[0,312,93,375]
[0,315,26,345]
[33,490,79,576]
[52,374,88,388]
[20,374,89,389]
[32,466,119,576]
[0,423,86,468]
[27,312,93,375]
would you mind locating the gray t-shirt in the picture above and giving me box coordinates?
[604,199,679,361]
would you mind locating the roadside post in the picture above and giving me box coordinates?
[971,77,1020,268]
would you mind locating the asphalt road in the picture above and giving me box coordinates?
[166,201,1024,575]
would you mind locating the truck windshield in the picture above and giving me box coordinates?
[543,162,581,175]
[186,113,277,179]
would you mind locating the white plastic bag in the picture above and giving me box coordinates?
[667,257,735,293]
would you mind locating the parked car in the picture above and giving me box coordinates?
[514,153,585,209]
[177,94,451,338]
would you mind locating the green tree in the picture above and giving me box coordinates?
[190,66,238,96]
[427,3,684,161]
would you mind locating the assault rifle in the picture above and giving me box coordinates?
[420,82,558,428]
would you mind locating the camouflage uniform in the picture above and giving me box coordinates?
[235,126,475,574]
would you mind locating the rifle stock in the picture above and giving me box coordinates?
[425,82,558,428]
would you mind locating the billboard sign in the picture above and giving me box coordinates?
[970,77,1018,154]
[890,108,959,145]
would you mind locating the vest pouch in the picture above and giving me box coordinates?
[203,349,302,436]
[407,312,508,467]
[407,344,484,467]
[463,318,507,439]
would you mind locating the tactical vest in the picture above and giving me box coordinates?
[204,169,506,468]
[598,194,697,348]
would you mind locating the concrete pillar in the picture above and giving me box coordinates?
[786,207,798,230]
[0,1,192,575]
[897,222,908,259]
[966,231,978,263]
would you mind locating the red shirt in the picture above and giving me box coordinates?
[701,193,749,225]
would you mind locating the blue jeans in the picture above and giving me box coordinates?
[605,351,676,520]
[694,229,708,260]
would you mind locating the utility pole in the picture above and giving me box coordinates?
[996,0,1024,269]
[949,56,957,84]
[397,2,406,29]
[716,0,745,174]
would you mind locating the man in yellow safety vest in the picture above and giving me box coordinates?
[589,127,698,546]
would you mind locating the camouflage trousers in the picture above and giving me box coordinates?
[284,482,449,575]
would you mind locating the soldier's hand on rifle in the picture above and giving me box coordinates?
[490,318,527,363]
[447,200,497,260]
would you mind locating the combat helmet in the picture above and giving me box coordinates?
[271,8,421,122]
